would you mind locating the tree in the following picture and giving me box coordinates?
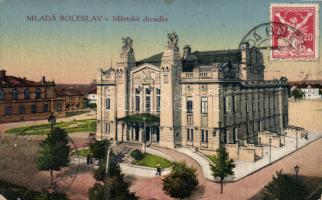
[89,140,109,161]
[35,190,69,200]
[261,170,309,200]
[162,161,199,199]
[37,127,70,186]
[292,88,304,101]
[209,146,235,194]
[93,151,121,181]
[88,153,138,200]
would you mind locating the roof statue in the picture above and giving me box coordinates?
[167,32,178,50]
[121,37,133,53]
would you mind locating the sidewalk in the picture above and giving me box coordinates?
[176,132,322,182]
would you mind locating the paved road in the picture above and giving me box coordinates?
[129,138,322,200]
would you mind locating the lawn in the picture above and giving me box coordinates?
[5,119,96,135]
[207,155,216,164]
[132,153,172,169]
[65,110,90,117]
[71,148,91,157]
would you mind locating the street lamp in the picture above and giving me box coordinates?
[294,165,300,181]
[269,137,272,164]
[48,112,56,134]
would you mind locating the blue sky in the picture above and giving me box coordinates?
[0,0,321,83]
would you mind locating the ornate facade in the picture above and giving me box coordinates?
[96,33,288,152]
[0,70,66,123]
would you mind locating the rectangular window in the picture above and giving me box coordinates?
[187,115,193,125]
[156,88,161,112]
[187,129,194,141]
[201,97,208,114]
[186,97,193,113]
[135,96,140,111]
[201,129,208,143]
[31,105,37,113]
[233,128,238,143]
[145,96,151,112]
[43,104,49,112]
[226,96,231,112]
[106,98,110,110]
[157,96,161,112]
[19,105,25,114]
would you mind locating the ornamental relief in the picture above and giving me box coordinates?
[132,67,160,84]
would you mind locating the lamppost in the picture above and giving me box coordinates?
[294,165,300,181]
[48,112,56,134]
[294,165,300,198]
[269,137,272,164]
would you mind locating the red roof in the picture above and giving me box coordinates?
[56,87,84,97]
[0,76,53,88]
[87,87,97,95]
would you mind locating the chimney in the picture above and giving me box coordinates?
[42,76,46,84]
[0,70,6,79]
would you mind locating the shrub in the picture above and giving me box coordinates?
[162,161,199,199]
[130,150,143,161]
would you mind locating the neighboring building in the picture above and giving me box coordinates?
[290,84,321,99]
[56,87,84,111]
[86,87,97,105]
[96,33,288,153]
[0,70,66,123]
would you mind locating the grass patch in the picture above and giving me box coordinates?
[71,148,91,157]
[207,155,216,163]
[66,110,90,117]
[132,153,172,169]
[5,119,96,135]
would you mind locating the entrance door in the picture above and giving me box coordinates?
[145,127,150,142]
[135,126,139,141]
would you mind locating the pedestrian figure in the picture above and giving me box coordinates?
[86,154,90,165]
[156,163,161,176]
[305,132,308,140]
[89,153,93,164]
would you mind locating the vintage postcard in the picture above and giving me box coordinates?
[0,1,322,200]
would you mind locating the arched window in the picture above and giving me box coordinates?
[57,103,62,112]
[0,89,4,101]
[19,105,25,114]
[35,88,41,99]
[12,88,18,100]
[43,104,49,112]
[24,88,30,99]
[31,105,37,113]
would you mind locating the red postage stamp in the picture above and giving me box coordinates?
[270,3,319,61]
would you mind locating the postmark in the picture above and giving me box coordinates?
[240,22,303,51]
[270,3,319,61]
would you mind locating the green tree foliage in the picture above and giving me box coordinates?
[261,170,309,200]
[292,88,304,100]
[35,190,69,200]
[37,127,70,185]
[209,146,235,194]
[93,151,121,181]
[90,140,109,161]
[162,161,199,199]
[130,149,143,161]
[88,153,138,200]
[83,97,97,109]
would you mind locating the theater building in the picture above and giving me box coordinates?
[96,33,288,153]
[0,70,66,123]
